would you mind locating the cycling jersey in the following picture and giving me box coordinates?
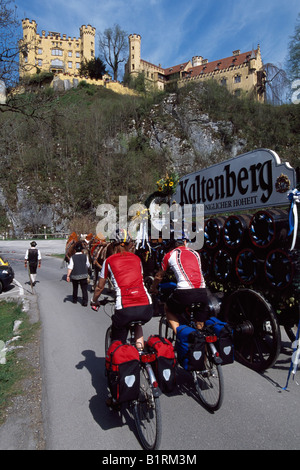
[161,246,206,289]
[100,251,152,309]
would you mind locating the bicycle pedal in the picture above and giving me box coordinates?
[214,357,223,365]
[106,397,121,411]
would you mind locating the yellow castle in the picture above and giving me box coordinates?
[19,19,96,78]
[18,20,266,101]
[125,34,266,101]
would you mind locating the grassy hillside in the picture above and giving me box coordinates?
[0,80,299,233]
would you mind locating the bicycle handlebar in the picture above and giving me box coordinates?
[90,296,115,311]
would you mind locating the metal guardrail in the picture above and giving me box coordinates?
[1,233,69,240]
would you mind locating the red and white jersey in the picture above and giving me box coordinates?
[100,252,152,309]
[161,246,206,289]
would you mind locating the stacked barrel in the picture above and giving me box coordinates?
[200,209,295,292]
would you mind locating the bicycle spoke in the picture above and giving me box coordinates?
[133,367,162,450]
[193,357,224,411]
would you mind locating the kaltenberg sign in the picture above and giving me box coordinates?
[173,149,296,215]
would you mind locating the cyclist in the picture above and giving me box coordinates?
[151,237,211,333]
[91,229,153,348]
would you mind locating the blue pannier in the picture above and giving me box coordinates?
[175,325,206,371]
[205,317,234,365]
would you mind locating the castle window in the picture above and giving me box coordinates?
[68,62,72,68]
[38,48,42,55]
[221,78,227,86]
[52,48,63,56]
[76,52,80,58]
[234,74,241,83]
[68,51,72,57]
[76,63,80,69]
[51,59,64,67]
[38,59,42,66]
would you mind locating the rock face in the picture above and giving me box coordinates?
[0,186,69,238]
[140,92,247,175]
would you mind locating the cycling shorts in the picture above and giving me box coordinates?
[112,304,153,330]
[166,288,211,323]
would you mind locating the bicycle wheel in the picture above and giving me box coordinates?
[105,325,113,355]
[133,366,162,450]
[192,351,224,412]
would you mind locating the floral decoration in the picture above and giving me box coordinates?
[156,172,179,196]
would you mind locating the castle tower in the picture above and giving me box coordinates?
[80,24,96,63]
[20,19,37,72]
[192,56,203,67]
[128,34,141,77]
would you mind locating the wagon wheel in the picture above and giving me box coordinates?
[222,289,281,371]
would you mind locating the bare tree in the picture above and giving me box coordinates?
[286,12,300,83]
[0,0,19,86]
[0,0,55,117]
[98,24,128,81]
[263,63,290,105]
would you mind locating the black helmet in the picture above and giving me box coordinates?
[30,241,37,247]
[168,230,189,249]
[114,228,132,245]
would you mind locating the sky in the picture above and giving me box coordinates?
[14,0,299,75]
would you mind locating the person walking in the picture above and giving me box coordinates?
[24,241,41,287]
[67,241,90,306]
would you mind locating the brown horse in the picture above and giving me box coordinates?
[89,240,114,290]
[64,232,79,262]
[64,232,94,262]
[89,237,137,290]
[65,232,137,291]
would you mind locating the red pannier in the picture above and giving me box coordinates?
[105,341,140,403]
[146,335,176,393]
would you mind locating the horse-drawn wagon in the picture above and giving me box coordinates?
[147,149,300,373]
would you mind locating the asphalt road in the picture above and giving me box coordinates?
[0,240,299,451]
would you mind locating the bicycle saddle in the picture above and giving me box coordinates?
[128,320,145,327]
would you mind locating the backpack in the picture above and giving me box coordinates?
[105,341,140,403]
[175,325,206,371]
[146,335,176,393]
[205,317,234,365]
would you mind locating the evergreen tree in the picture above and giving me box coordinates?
[79,58,107,80]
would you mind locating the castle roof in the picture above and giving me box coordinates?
[141,59,165,73]
[162,49,258,79]
[163,61,191,76]
[183,50,257,78]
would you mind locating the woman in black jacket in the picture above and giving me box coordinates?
[67,242,90,306]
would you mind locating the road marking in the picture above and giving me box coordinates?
[13,279,24,296]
